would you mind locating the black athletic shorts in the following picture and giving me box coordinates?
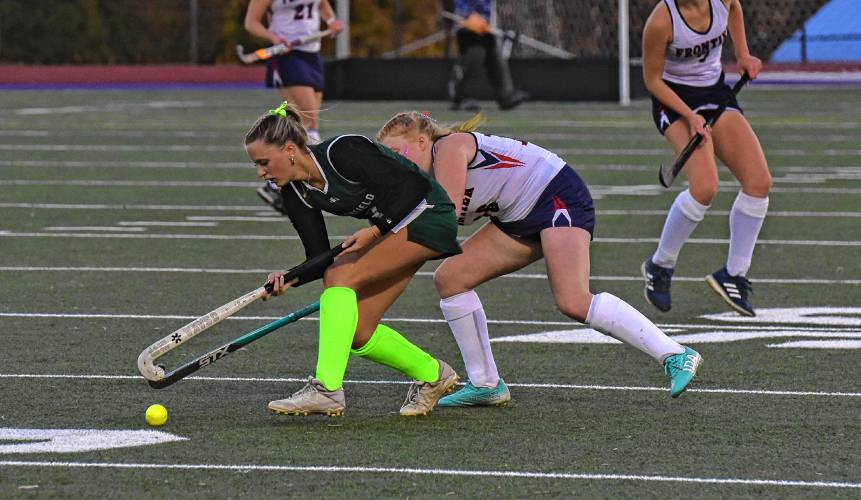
[651,73,743,135]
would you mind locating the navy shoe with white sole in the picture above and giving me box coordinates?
[705,267,755,317]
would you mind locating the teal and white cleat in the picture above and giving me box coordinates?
[663,347,702,398]
[438,379,511,407]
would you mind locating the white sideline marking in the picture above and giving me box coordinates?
[13,101,207,115]
[117,221,218,227]
[1,231,860,246]
[6,143,861,156]
[0,203,265,211]
[2,160,858,172]
[769,340,861,349]
[494,329,861,345]
[44,226,145,232]
[0,267,858,285]
[7,202,861,218]
[600,209,861,218]
[703,308,861,326]
[4,311,861,330]
[0,160,247,169]
[4,180,861,195]
[1,374,859,398]
[0,461,858,489]
[0,144,235,152]
[0,180,259,188]
[0,429,185,454]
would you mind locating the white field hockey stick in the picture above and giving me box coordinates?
[236,29,333,64]
[137,244,343,384]
[440,11,573,60]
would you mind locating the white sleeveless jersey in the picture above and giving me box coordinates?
[446,132,565,226]
[268,0,322,53]
[662,0,729,86]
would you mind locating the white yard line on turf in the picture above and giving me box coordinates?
[5,180,861,195]
[0,180,259,187]
[3,160,859,172]
[0,203,266,211]
[0,460,858,489]
[0,374,859,398]
[1,267,859,285]
[0,160,247,169]
[6,143,861,156]
[2,312,860,332]
[4,202,861,218]
[2,232,860,246]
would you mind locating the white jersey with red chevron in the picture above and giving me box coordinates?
[268,0,323,53]
[455,132,565,226]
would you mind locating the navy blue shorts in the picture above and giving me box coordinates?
[265,50,324,91]
[492,165,595,241]
[651,73,743,135]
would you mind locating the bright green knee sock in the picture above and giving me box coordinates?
[315,287,358,391]
[352,324,440,382]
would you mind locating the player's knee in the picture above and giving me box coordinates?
[323,263,360,289]
[687,182,716,205]
[745,170,772,197]
[351,325,374,349]
[556,292,593,323]
[433,265,469,297]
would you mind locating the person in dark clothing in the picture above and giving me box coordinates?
[246,102,461,417]
[448,0,528,111]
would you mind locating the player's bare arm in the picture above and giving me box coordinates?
[244,0,282,45]
[431,133,473,217]
[643,2,708,139]
[319,0,345,35]
[727,0,762,79]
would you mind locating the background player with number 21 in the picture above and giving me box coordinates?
[641,0,771,317]
[377,112,702,406]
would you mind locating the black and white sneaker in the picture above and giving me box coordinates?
[705,267,755,317]
[642,258,673,312]
[256,182,287,215]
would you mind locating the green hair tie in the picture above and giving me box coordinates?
[269,101,290,118]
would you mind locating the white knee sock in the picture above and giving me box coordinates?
[440,291,500,387]
[727,191,769,277]
[653,189,710,268]
[307,129,321,145]
[586,292,684,363]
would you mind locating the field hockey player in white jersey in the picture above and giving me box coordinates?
[378,112,702,406]
[641,0,771,317]
[245,0,344,211]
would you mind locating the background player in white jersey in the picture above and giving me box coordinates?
[245,0,344,211]
[641,0,771,317]
[378,112,702,406]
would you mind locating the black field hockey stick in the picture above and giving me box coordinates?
[137,243,344,385]
[236,29,332,64]
[659,73,750,188]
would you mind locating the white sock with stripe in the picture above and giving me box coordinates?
[440,290,500,387]
[586,292,684,363]
[653,189,710,268]
[727,191,769,277]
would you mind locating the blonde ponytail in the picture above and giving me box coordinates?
[245,101,310,148]
[376,111,484,142]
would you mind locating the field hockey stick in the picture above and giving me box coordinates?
[440,11,573,59]
[658,73,751,188]
[144,301,320,389]
[236,29,333,64]
[137,243,344,383]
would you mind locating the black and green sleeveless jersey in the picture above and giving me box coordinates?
[279,135,461,285]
